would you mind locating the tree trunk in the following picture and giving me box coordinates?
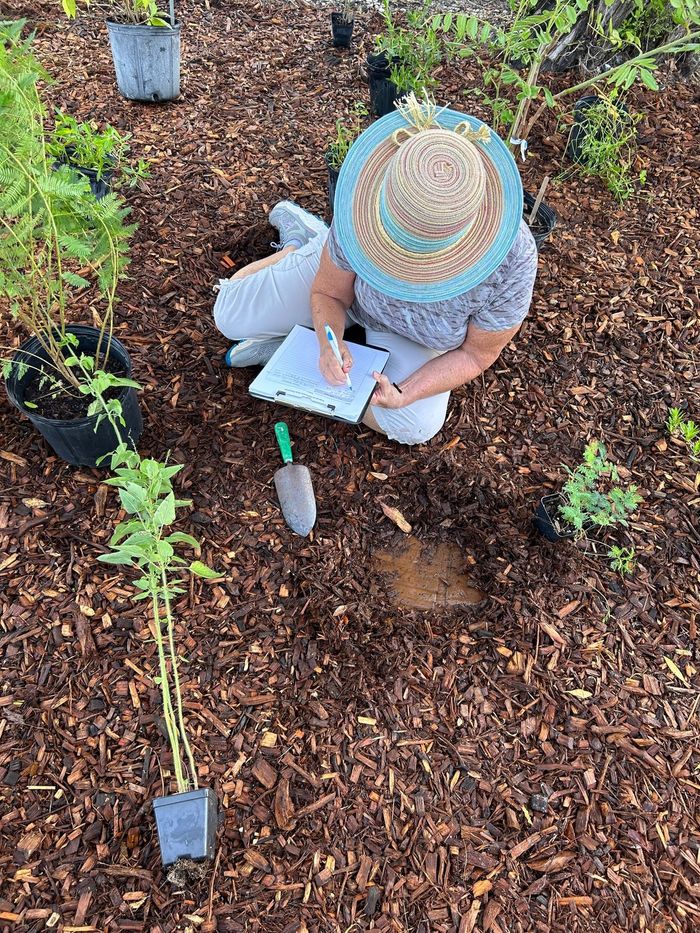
[541,0,636,72]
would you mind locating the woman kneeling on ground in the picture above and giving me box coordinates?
[213,95,537,446]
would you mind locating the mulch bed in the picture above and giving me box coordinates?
[1,2,699,931]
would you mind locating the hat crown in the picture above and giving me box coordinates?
[382,128,486,244]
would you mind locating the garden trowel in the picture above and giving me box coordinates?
[273,422,317,537]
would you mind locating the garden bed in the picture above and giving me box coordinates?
[1,1,698,931]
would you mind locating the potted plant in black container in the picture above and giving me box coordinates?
[330,0,354,49]
[98,445,221,869]
[368,0,442,118]
[0,23,140,468]
[48,110,150,200]
[535,440,642,542]
[324,102,367,216]
[63,0,181,103]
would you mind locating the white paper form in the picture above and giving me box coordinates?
[249,325,390,423]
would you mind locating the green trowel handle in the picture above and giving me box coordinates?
[275,422,293,464]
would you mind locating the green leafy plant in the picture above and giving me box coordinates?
[667,407,700,461]
[569,96,640,202]
[325,102,368,172]
[48,110,150,186]
[374,0,443,95]
[620,0,678,50]
[99,441,219,793]
[334,0,354,24]
[61,345,219,794]
[609,545,636,576]
[0,21,134,402]
[559,440,643,534]
[433,0,700,150]
[61,0,173,28]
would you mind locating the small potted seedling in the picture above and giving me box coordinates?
[535,440,642,543]
[324,103,368,214]
[367,0,442,117]
[565,95,639,202]
[331,0,354,49]
[63,0,182,103]
[48,110,150,200]
[98,443,221,869]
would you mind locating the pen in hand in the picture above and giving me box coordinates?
[324,324,352,389]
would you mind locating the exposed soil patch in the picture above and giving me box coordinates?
[376,536,484,608]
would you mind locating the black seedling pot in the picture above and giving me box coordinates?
[331,13,354,48]
[534,493,576,542]
[565,95,631,163]
[5,325,142,468]
[152,788,218,867]
[325,152,340,215]
[523,191,557,251]
[55,146,115,200]
[366,52,402,117]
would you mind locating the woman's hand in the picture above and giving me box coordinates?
[319,340,353,386]
[371,372,404,409]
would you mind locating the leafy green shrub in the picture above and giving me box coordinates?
[432,0,700,150]
[559,441,643,533]
[48,110,150,186]
[571,97,641,202]
[374,0,443,95]
[0,20,134,400]
[325,103,368,172]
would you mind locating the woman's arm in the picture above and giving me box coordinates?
[310,245,357,385]
[371,322,521,408]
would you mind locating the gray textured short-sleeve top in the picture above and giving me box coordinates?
[326,219,538,352]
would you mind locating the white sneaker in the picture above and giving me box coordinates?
[225,337,283,368]
[269,200,327,249]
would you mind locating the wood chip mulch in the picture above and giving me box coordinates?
[1,2,699,931]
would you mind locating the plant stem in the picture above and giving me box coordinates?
[160,565,198,791]
[522,29,700,141]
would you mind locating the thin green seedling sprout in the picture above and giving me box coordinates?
[667,406,700,462]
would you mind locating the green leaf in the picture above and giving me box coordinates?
[61,270,90,288]
[166,532,201,549]
[97,551,135,566]
[189,561,222,579]
[639,68,659,90]
[153,491,176,527]
[119,484,146,514]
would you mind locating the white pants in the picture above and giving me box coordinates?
[213,232,450,445]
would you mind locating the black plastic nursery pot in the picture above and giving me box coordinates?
[366,52,402,118]
[330,13,354,48]
[325,153,340,215]
[565,95,631,164]
[523,190,557,251]
[534,493,576,542]
[106,20,181,103]
[5,325,143,468]
[152,788,218,867]
[56,148,115,201]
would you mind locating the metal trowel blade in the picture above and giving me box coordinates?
[273,463,317,537]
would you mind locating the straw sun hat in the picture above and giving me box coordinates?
[334,95,523,303]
